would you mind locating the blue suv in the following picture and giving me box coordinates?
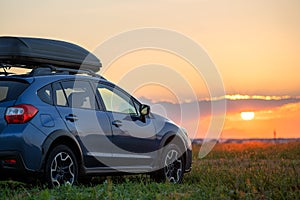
[0,37,192,186]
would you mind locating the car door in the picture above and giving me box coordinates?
[96,82,158,169]
[53,80,113,168]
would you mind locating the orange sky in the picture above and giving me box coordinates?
[1,0,299,139]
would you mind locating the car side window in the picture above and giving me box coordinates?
[62,81,97,109]
[97,84,138,115]
[37,84,53,105]
[53,82,68,106]
[53,80,97,109]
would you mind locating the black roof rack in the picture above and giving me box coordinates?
[0,63,12,76]
[29,65,104,79]
[0,64,105,79]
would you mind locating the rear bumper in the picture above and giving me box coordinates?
[0,123,46,172]
[0,151,29,173]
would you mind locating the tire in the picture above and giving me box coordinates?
[45,145,78,187]
[151,143,184,183]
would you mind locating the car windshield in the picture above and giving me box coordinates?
[0,80,29,102]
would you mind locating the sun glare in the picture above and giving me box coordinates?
[241,112,255,120]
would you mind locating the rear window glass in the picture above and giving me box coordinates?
[0,80,29,102]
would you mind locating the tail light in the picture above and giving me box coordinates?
[4,159,17,164]
[5,104,38,124]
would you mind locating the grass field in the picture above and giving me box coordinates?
[1,142,299,199]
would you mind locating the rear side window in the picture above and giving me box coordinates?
[37,84,53,105]
[0,80,29,102]
[53,80,98,110]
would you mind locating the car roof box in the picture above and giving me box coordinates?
[0,36,101,72]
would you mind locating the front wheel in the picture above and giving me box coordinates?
[45,145,78,187]
[151,143,184,183]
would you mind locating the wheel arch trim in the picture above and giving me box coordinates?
[156,131,189,169]
[159,131,188,150]
[40,130,83,172]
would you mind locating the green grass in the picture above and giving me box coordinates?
[1,142,299,200]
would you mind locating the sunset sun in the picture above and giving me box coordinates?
[241,112,255,120]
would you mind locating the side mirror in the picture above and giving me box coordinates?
[140,104,150,122]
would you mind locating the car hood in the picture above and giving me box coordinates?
[151,112,183,134]
[151,112,175,124]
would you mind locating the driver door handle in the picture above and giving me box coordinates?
[112,120,122,127]
[65,114,78,122]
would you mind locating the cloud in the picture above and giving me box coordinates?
[213,94,296,101]
[225,98,300,113]
[137,95,300,138]
[138,95,300,120]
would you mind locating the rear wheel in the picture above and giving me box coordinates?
[151,143,184,183]
[45,145,78,187]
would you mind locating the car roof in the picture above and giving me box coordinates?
[0,68,109,86]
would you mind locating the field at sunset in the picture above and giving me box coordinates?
[1,142,299,199]
[1,1,300,199]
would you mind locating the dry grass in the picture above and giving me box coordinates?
[1,142,299,199]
